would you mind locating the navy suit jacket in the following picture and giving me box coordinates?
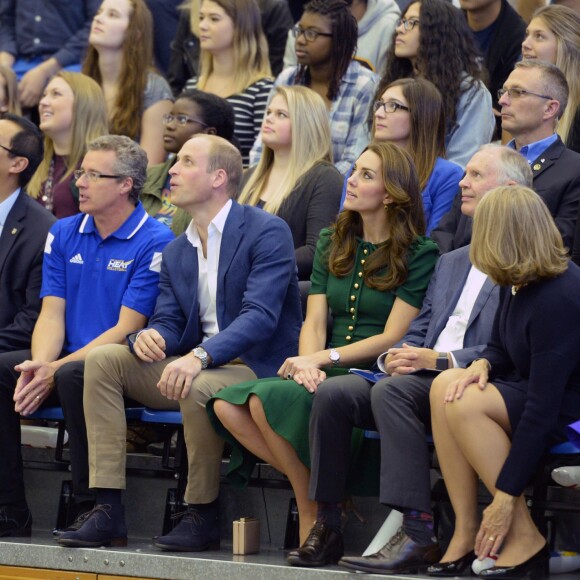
[0,191,56,352]
[432,137,580,252]
[142,201,302,378]
[395,246,499,367]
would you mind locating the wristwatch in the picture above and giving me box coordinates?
[192,346,209,369]
[329,348,341,367]
[436,353,449,371]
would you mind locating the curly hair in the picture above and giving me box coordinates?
[329,142,425,291]
[83,0,154,140]
[295,0,357,101]
[376,0,485,133]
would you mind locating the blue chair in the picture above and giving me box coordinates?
[140,408,188,534]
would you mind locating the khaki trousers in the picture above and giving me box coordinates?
[84,344,256,504]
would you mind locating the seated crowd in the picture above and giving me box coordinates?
[0,0,579,577]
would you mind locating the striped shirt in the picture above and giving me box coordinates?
[185,77,273,166]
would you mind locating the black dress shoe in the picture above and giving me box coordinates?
[57,504,127,548]
[428,550,476,576]
[287,521,344,567]
[0,504,32,537]
[478,544,550,579]
[339,527,441,574]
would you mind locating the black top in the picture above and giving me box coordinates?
[482,266,580,496]
[241,162,343,280]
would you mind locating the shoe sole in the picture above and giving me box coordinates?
[153,540,220,552]
[287,553,343,567]
[339,559,430,575]
[57,537,128,548]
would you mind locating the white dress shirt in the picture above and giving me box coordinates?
[185,199,232,340]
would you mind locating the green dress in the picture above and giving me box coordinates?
[206,228,439,490]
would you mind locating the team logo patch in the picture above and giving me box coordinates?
[107,258,134,272]
[69,253,84,264]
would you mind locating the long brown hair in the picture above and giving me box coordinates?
[329,142,425,291]
[374,78,446,191]
[83,0,154,139]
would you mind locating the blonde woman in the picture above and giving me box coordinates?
[28,72,108,218]
[184,0,273,165]
[429,186,580,577]
[238,86,343,280]
[522,4,580,153]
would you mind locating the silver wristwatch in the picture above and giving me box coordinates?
[192,346,209,369]
[329,348,341,367]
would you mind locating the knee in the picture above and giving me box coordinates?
[212,399,239,425]
[371,376,403,406]
[444,387,484,424]
[85,344,130,374]
[313,377,350,410]
[430,369,463,406]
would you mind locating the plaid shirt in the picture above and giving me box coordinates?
[250,60,378,175]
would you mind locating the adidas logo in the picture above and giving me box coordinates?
[69,253,84,265]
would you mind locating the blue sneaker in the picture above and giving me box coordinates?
[154,504,220,552]
[57,504,127,547]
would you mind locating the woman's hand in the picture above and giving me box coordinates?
[444,359,490,403]
[475,491,517,559]
[278,355,326,393]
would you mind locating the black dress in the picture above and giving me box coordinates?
[481,265,580,496]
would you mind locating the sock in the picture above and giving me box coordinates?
[317,502,342,531]
[95,488,122,506]
[187,497,218,513]
[402,509,436,546]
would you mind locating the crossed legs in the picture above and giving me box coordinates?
[430,370,545,566]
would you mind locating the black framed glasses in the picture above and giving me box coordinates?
[497,87,553,101]
[396,17,420,31]
[0,143,24,157]
[373,100,410,114]
[162,114,208,127]
[292,25,332,42]
[73,169,124,182]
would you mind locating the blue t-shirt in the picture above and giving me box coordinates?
[41,202,174,353]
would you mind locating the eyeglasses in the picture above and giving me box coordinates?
[396,17,420,31]
[497,87,553,101]
[0,143,24,157]
[73,169,124,182]
[162,114,208,127]
[292,25,332,42]
[373,100,410,114]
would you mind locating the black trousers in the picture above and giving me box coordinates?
[0,350,91,506]
[308,371,436,514]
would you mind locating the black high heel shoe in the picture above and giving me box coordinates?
[428,551,476,576]
[478,543,550,579]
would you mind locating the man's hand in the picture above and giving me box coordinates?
[134,329,166,362]
[19,58,59,107]
[13,360,57,415]
[386,343,438,375]
[157,352,202,400]
[0,51,15,68]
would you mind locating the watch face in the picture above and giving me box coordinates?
[330,350,340,363]
[436,356,448,371]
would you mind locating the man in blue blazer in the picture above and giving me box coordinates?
[0,114,54,354]
[59,135,302,550]
[303,149,533,573]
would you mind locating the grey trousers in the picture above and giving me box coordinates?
[308,371,436,514]
[84,344,256,504]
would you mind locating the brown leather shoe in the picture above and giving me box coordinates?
[339,527,441,574]
[287,520,344,567]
